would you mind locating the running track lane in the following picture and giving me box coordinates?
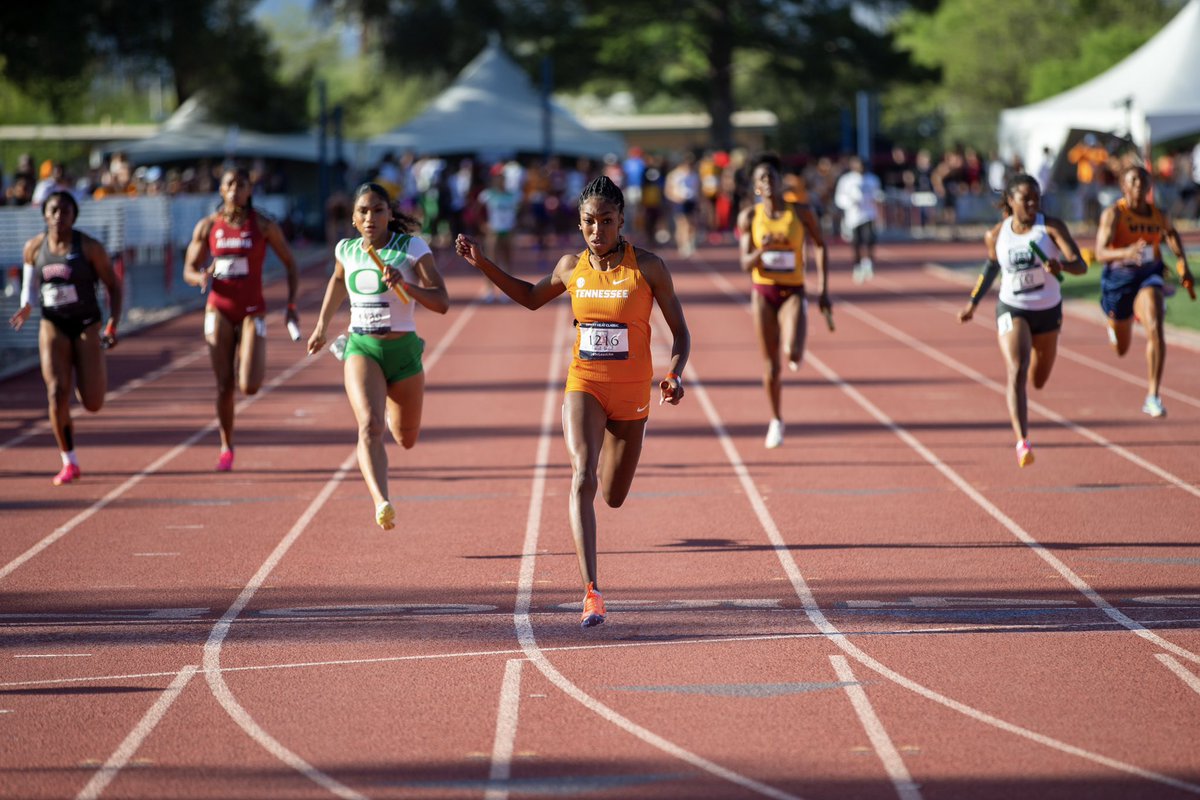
[0,240,1198,798]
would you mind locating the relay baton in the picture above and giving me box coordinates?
[364,243,411,303]
[1029,241,1064,283]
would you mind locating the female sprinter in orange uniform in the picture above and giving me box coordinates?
[958,174,1087,466]
[1094,165,1195,418]
[307,183,449,530]
[737,152,829,449]
[184,167,300,471]
[455,176,690,629]
[9,191,123,485]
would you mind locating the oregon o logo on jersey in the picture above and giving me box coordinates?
[348,268,387,296]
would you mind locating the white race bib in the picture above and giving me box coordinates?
[761,250,796,272]
[1007,266,1044,294]
[350,301,391,334]
[213,256,250,279]
[41,283,79,308]
[578,322,629,361]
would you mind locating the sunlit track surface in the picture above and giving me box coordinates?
[1,237,1198,800]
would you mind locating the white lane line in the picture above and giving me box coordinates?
[685,347,1200,793]
[484,658,525,800]
[705,266,1200,664]
[839,299,1200,501]
[74,664,197,800]
[870,272,1200,414]
[1156,653,1200,697]
[0,347,209,453]
[510,303,805,800]
[0,350,321,583]
[14,653,92,659]
[203,454,366,800]
[133,553,179,557]
[829,656,922,800]
[691,268,1200,793]
[6,612,1200,690]
[202,302,477,800]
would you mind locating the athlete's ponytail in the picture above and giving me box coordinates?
[999,173,1040,216]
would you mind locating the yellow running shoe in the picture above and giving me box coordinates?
[375,501,396,530]
[580,582,606,628]
[1015,439,1034,468]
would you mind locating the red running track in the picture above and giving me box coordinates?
[1,237,1198,800]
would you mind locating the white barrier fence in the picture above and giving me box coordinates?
[0,194,292,377]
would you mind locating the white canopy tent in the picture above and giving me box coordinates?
[107,95,327,165]
[366,40,625,161]
[998,0,1200,173]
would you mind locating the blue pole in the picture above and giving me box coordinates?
[856,90,870,162]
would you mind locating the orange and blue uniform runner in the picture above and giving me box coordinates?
[1101,197,1169,320]
[207,210,268,325]
[565,245,654,420]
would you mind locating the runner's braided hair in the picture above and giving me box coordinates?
[354,182,421,234]
[579,175,624,215]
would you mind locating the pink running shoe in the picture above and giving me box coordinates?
[216,450,235,472]
[52,463,81,486]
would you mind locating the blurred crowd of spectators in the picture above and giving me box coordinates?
[1,152,289,208]
[6,138,1197,250]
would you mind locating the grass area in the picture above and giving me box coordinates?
[1059,250,1200,331]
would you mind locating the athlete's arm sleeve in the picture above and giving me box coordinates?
[20,263,37,308]
[968,259,1001,305]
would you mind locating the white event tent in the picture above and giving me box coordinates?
[108,94,326,165]
[998,0,1200,172]
[366,40,625,161]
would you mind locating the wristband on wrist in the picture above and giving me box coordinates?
[287,303,297,311]
[104,319,117,334]
[666,372,681,383]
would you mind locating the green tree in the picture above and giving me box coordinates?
[0,0,311,130]
[893,0,1185,148]
[317,0,925,152]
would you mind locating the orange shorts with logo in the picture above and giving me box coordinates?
[564,372,652,421]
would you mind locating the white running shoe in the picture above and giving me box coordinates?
[1142,395,1166,418]
[859,257,874,282]
[765,418,785,449]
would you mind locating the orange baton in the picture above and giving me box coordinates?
[364,243,410,303]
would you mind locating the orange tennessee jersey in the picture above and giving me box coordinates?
[750,202,806,287]
[1109,198,1168,264]
[567,247,654,384]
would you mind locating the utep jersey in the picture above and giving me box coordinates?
[567,247,653,383]
[1109,198,1168,266]
[750,203,806,287]
[208,210,267,314]
[35,230,101,327]
[995,213,1062,311]
[337,233,429,334]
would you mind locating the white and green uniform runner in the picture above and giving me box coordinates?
[335,232,430,383]
[336,232,430,335]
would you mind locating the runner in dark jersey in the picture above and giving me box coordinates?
[183,167,300,472]
[9,191,123,485]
